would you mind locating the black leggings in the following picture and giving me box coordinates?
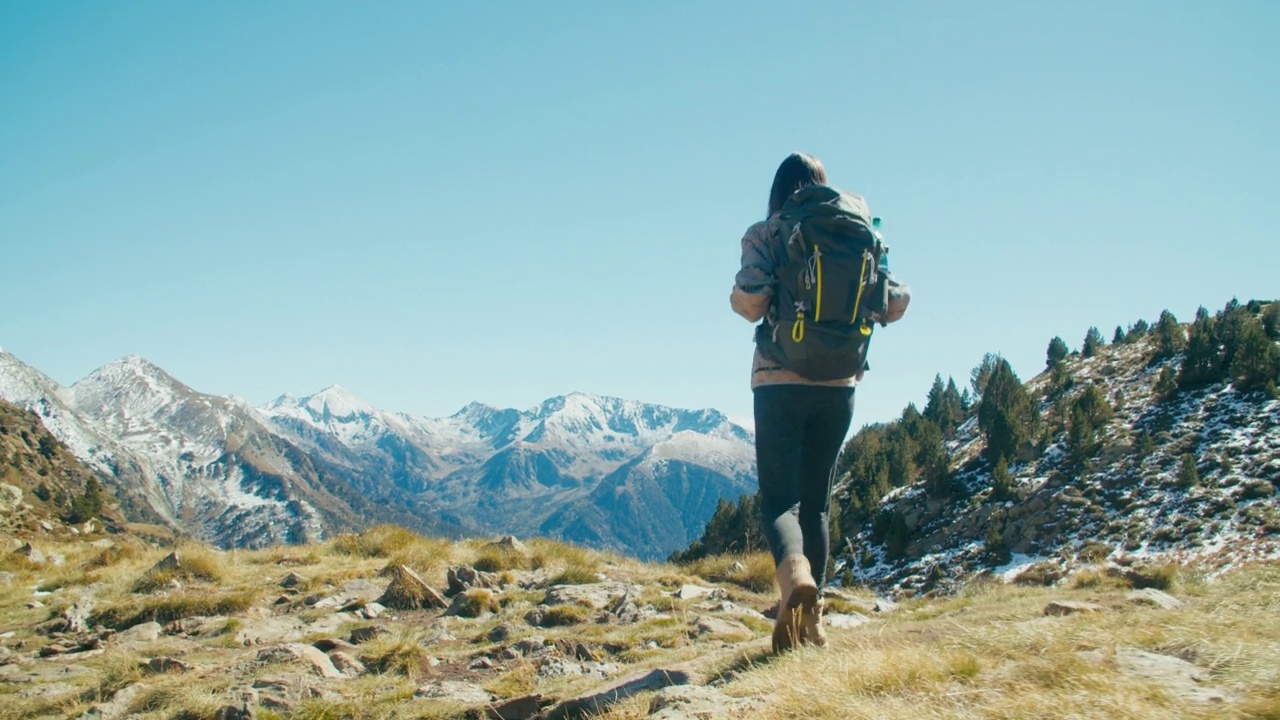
[753,384,855,587]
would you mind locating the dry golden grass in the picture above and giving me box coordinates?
[359,629,436,681]
[674,551,777,593]
[132,542,229,592]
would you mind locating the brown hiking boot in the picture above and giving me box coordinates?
[771,554,818,654]
[800,597,827,647]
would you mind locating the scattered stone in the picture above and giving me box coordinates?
[413,680,492,704]
[826,612,871,629]
[80,681,147,720]
[273,595,291,605]
[698,600,765,619]
[302,594,323,606]
[1078,647,1228,703]
[350,626,388,645]
[873,597,899,613]
[691,616,752,640]
[38,520,54,532]
[446,589,499,618]
[279,572,305,588]
[550,666,693,718]
[329,651,367,677]
[470,656,497,670]
[487,624,513,643]
[360,602,386,619]
[674,584,722,600]
[1044,600,1107,616]
[648,684,764,719]
[146,657,192,674]
[609,591,659,624]
[252,673,344,712]
[312,637,358,653]
[14,543,44,564]
[543,582,637,610]
[486,535,528,554]
[536,656,587,678]
[116,621,162,643]
[38,643,69,657]
[256,644,343,679]
[512,636,550,657]
[233,616,306,647]
[448,565,502,596]
[212,702,256,720]
[561,639,600,662]
[1126,588,1184,610]
[26,601,43,609]
[377,565,448,610]
[486,693,543,720]
[62,602,92,634]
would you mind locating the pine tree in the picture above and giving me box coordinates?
[1126,318,1150,343]
[1215,299,1253,374]
[1065,386,1113,469]
[1153,365,1178,400]
[990,457,1013,501]
[884,510,910,561]
[1152,310,1184,362]
[1113,326,1127,344]
[977,358,1039,465]
[1177,453,1200,489]
[1229,318,1280,392]
[1046,337,1069,369]
[1082,327,1105,358]
[1179,312,1221,388]
[970,353,1000,401]
[66,477,103,524]
[923,374,965,438]
[1263,303,1280,340]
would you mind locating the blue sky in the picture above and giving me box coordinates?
[2,1,1277,431]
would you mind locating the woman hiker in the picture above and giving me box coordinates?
[730,152,911,652]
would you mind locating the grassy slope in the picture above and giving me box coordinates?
[0,527,1276,720]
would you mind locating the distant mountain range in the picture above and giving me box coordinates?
[0,349,755,559]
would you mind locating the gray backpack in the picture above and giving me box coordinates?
[755,185,889,381]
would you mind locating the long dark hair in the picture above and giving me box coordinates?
[767,152,828,218]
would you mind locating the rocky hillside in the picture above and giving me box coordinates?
[0,398,126,540]
[0,351,754,559]
[0,527,1276,719]
[832,299,1280,595]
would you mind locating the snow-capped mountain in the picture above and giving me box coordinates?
[0,348,756,558]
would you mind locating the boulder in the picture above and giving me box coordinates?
[377,565,447,610]
[413,680,492,704]
[1044,600,1107,616]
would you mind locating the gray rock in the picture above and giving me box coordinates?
[0,484,22,513]
[692,616,753,639]
[512,636,550,657]
[359,601,386,619]
[1126,588,1184,610]
[648,685,765,719]
[487,624,513,643]
[116,621,162,643]
[256,644,343,678]
[328,651,366,677]
[413,680,492,704]
[14,543,44,564]
[448,565,502,596]
[62,602,92,634]
[1044,600,1107,616]
[252,673,343,712]
[146,657,192,674]
[469,656,497,670]
[1078,647,1228,703]
[486,535,528,554]
[312,637,358,653]
[349,626,388,645]
[550,666,694,718]
[674,584,718,600]
[485,694,543,720]
[378,565,447,610]
[233,616,306,647]
[543,582,638,610]
[826,612,871,629]
[279,572,305,588]
[78,681,147,720]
